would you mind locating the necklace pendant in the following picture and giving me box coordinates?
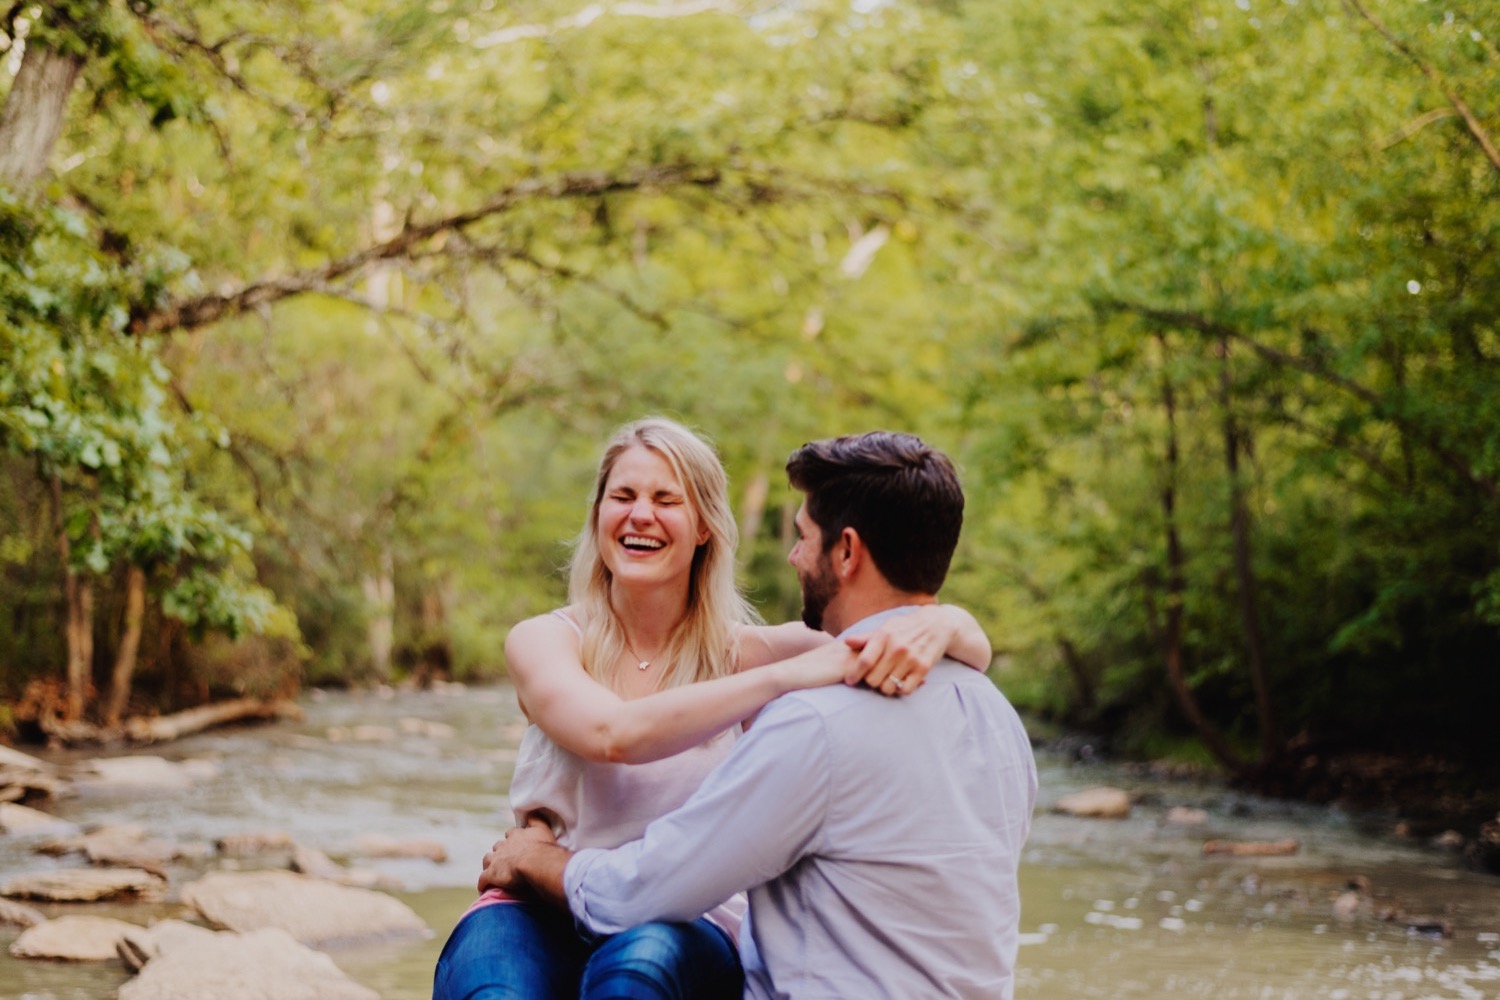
[637,660,650,671]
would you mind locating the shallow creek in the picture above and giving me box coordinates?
[2,684,1497,999]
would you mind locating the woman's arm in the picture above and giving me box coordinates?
[505,613,854,766]
[738,604,992,687]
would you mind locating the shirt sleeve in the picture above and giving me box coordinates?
[565,696,832,934]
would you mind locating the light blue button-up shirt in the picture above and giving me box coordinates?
[565,608,1038,999]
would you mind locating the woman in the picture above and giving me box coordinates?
[433,418,990,1000]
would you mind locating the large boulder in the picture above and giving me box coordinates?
[119,927,379,1000]
[181,870,429,947]
[0,867,166,902]
[9,914,141,961]
[1054,786,1132,819]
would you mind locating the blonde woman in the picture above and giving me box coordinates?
[434,418,991,1000]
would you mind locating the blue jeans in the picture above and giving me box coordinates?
[432,901,744,1000]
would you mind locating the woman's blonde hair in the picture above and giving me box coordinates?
[569,417,761,691]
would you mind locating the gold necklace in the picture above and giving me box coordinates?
[623,635,660,671]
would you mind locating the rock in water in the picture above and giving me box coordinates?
[10,915,142,961]
[0,802,78,836]
[119,927,379,1000]
[118,920,222,973]
[73,756,197,793]
[0,867,166,902]
[181,870,429,947]
[0,898,46,928]
[353,833,448,862]
[1054,787,1132,819]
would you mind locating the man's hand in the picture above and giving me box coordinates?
[477,817,572,908]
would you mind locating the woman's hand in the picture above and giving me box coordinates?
[844,605,987,696]
[771,641,858,693]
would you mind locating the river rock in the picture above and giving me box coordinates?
[325,725,395,743]
[0,745,59,774]
[0,802,79,836]
[118,919,220,973]
[398,717,456,739]
[289,844,387,889]
[0,898,46,928]
[1165,806,1209,825]
[1054,786,1132,819]
[1,867,166,902]
[1202,838,1300,856]
[1466,815,1500,874]
[74,756,195,793]
[181,870,429,946]
[216,831,295,857]
[353,833,448,862]
[1,759,70,805]
[9,914,141,961]
[119,927,379,1000]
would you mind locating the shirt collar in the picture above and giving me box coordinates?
[836,605,924,640]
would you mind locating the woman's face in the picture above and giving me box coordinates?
[595,445,709,589]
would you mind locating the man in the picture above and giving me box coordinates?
[482,431,1038,999]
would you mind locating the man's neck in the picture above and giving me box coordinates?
[824,587,937,637]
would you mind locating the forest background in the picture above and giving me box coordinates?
[2,0,1496,825]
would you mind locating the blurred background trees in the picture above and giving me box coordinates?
[2,0,1495,791]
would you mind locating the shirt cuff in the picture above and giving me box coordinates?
[564,848,614,935]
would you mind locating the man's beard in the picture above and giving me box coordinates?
[798,553,839,633]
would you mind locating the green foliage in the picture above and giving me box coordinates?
[2,0,1495,769]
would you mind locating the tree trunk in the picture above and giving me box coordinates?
[49,476,93,722]
[1218,338,1279,762]
[0,41,84,186]
[737,468,770,570]
[413,580,453,686]
[1156,341,1244,773]
[104,564,147,728]
[362,548,395,680]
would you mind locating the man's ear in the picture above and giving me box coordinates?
[836,527,864,579]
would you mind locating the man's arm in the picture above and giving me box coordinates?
[478,821,571,907]
[559,697,833,934]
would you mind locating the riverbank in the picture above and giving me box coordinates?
[3,684,1499,999]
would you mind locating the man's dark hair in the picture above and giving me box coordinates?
[785,431,964,594]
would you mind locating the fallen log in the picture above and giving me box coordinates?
[36,699,302,747]
[124,699,303,743]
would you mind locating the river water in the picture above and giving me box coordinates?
[2,684,1497,999]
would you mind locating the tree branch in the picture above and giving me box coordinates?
[1342,0,1500,175]
[473,1,755,49]
[130,164,723,335]
[1103,300,1500,505]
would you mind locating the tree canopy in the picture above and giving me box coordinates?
[2,0,1496,789]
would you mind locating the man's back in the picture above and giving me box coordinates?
[565,648,1037,999]
[739,660,1037,999]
